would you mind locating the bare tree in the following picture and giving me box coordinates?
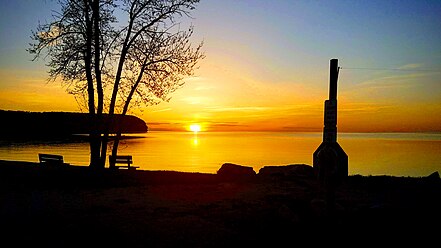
[29,0,115,168]
[29,0,203,169]
[105,1,204,166]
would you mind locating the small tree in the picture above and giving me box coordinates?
[29,0,204,169]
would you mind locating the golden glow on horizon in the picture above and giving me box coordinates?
[1,65,440,133]
[1,58,440,133]
[138,58,441,133]
[189,124,202,133]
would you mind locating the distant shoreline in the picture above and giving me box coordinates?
[0,134,146,145]
[0,110,148,138]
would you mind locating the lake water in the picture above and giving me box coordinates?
[0,131,440,177]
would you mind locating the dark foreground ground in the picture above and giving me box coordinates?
[1,160,440,247]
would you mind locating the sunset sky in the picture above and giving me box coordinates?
[0,0,440,132]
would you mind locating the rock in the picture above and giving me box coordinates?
[426,171,439,180]
[258,164,314,178]
[217,163,256,179]
[424,171,440,184]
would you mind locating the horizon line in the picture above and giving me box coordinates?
[146,129,441,134]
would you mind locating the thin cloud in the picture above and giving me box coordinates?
[339,103,395,113]
[147,122,173,126]
[352,72,431,91]
[204,106,271,112]
[181,96,212,105]
[151,108,172,113]
[399,63,423,69]
[194,85,216,91]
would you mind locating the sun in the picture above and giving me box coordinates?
[189,124,201,133]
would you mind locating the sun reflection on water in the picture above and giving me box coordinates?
[192,135,199,146]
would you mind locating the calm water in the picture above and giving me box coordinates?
[0,132,440,177]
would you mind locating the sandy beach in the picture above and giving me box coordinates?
[1,159,440,247]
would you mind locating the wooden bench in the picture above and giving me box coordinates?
[38,153,68,166]
[109,155,139,170]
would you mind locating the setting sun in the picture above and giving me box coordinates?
[189,124,201,133]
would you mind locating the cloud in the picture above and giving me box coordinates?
[339,102,395,114]
[209,122,246,128]
[204,106,271,112]
[351,72,430,91]
[194,85,216,91]
[282,126,320,132]
[151,108,172,113]
[399,63,423,69]
[181,96,212,105]
[147,122,174,125]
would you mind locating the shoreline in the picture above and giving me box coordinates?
[0,158,438,178]
[1,159,440,246]
[1,131,440,177]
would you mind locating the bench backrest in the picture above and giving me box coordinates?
[39,153,64,162]
[109,155,133,163]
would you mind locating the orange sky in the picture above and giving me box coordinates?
[137,58,441,132]
[0,1,440,133]
[0,50,440,133]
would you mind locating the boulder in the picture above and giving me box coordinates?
[258,164,314,178]
[217,163,256,179]
[426,171,440,180]
[424,171,440,184]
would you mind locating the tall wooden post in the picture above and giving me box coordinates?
[313,59,348,211]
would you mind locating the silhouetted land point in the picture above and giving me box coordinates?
[1,160,439,247]
[0,110,147,139]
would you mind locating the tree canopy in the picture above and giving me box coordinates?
[29,0,204,168]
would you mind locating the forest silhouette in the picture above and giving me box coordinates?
[0,110,147,139]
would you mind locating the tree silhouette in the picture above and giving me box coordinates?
[29,0,204,169]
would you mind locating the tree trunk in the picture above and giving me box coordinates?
[102,4,137,168]
[92,0,105,169]
[89,133,101,168]
[83,0,100,169]
[110,57,146,161]
[111,132,121,162]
